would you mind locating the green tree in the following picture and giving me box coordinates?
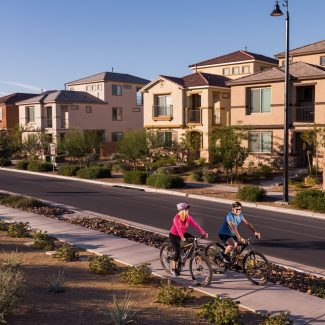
[22,131,52,160]
[59,129,104,166]
[116,129,149,170]
[0,130,20,164]
[209,126,248,183]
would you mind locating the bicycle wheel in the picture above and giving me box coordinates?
[243,251,270,285]
[205,243,227,274]
[189,253,212,287]
[160,242,174,274]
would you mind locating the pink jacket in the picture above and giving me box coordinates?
[169,214,206,239]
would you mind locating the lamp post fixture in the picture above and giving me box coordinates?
[271,0,289,203]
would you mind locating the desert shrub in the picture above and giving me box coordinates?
[192,169,203,182]
[7,222,30,238]
[15,160,29,170]
[0,159,11,167]
[57,165,80,176]
[89,255,117,275]
[291,189,325,212]
[27,160,52,172]
[121,263,151,285]
[259,165,273,178]
[237,185,266,202]
[0,194,43,210]
[263,311,292,325]
[203,170,220,184]
[155,281,193,306]
[0,249,24,272]
[304,175,318,186]
[0,268,25,324]
[32,230,55,251]
[44,270,66,293]
[102,293,136,325]
[146,174,184,189]
[197,296,241,325]
[311,280,325,299]
[53,244,79,261]
[0,221,9,231]
[76,166,111,179]
[123,170,147,185]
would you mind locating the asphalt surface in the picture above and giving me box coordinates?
[0,169,325,269]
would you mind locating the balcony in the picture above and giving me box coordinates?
[186,108,201,124]
[152,105,173,120]
[292,106,314,123]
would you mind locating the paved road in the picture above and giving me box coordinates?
[0,169,325,269]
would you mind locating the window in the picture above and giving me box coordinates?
[136,86,143,105]
[242,66,250,74]
[112,107,122,121]
[60,105,69,128]
[222,68,230,75]
[86,86,90,91]
[123,84,131,89]
[112,84,122,96]
[112,132,123,142]
[132,107,141,112]
[97,84,102,90]
[320,56,325,65]
[69,87,74,91]
[0,107,2,121]
[71,105,79,110]
[45,106,52,128]
[26,106,35,123]
[249,88,271,113]
[154,95,172,117]
[86,106,92,113]
[299,86,313,102]
[260,66,268,71]
[249,132,272,153]
[92,85,96,91]
[232,67,239,74]
[158,131,173,147]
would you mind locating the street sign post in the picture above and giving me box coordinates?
[50,143,56,173]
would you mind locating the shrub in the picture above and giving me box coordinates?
[76,166,111,179]
[259,165,273,178]
[304,175,318,186]
[27,160,52,172]
[123,170,147,185]
[102,293,136,325]
[53,244,79,261]
[7,222,30,238]
[121,263,152,285]
[311,280,325,299]
[0,221,9,231]
[89,255,117,275]
[197,296,241,324]
[237,185,266,202]
[57,165,80,176]
[32,230,55,251]
[15,160,29,170]
[263,311,292,325]
[291,189,325,212]
[203,170,220,184]
[155,281,193,306]
[146,174,184,189]
[44,270,66,293]
[0,195,43,210]
[0,159,12,167]
[0,268,25,324]
[192,169,203,182]
[1,249,24,272]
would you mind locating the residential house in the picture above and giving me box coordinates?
[188,50,278,79]
[65,72,150,145]
[17,90,115,154]
[227,61,325,167]
[275,39,325,67]
[141,72,231,160]
[0,93,38,130]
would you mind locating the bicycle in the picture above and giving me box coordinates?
[160,235,212,287]
[205,237,270,285]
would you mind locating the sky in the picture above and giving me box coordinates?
[1,0,325,96]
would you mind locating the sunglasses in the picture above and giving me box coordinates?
[234,208,242,211]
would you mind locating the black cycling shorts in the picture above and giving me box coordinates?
[219,233,238,243]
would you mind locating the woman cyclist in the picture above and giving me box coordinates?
[169,202,208,276]
[219,201,261,262]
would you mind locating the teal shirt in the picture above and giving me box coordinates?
[219,212,244,236]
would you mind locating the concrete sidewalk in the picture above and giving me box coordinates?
[1,205,324,324]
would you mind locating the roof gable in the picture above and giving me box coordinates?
[275,40,325,58]
[0,93,38,105]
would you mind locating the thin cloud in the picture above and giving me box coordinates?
[0,81,44,92]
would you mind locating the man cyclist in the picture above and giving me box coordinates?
[219,201,261,262]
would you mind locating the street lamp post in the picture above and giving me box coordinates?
[271,0,289,203]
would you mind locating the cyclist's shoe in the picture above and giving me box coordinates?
[233,264,243,271]
[171,269,179,276]
[221,253,231,264]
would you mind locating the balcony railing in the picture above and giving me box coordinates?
[186,109,201,124]
[292,106,314,123]
[152,105,173,118]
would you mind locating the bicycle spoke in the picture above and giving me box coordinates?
[189,253,212,287]
[160,243,174,275]
[205,243,227,274]
[243,252,270,285]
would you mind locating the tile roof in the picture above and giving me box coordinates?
[66,72,150,86]
[189,50,278,67]
[0,93,38,105]
[16,90,107,105]
[161,72,231,88]
[227,61,325,86]
[275,40,325,58]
